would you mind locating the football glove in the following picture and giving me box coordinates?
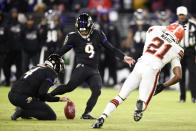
[153,84,165,96]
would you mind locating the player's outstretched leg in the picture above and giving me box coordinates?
[134,100,145,122]
[11,107,22,120]
[91,117,105,128]
[91,95,124,128]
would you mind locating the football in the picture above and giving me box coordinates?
[64,101,76,119]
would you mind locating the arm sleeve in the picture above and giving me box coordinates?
[49,85,67,96]
[38,79,60,102]
[55,34,73,56]
[100,31,125,61]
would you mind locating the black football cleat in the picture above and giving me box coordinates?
[134,100,144,122]
[134,110,143,122]
[11,107,22,120]
[80,114,96,119]
[91,117,104,128]
[178,99,185,103]
[192,98,196,103]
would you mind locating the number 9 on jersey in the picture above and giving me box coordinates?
[85,43,95,58]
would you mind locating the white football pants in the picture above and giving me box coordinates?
[119,60,160,108]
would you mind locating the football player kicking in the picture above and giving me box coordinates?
[8,54,70,120]
[92,23,185,128]
[49,13,135,119]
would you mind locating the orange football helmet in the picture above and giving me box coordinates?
[166,23,185,43]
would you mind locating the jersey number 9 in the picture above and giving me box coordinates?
[85,43,95,58]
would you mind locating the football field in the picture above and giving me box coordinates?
[0,87,196,131]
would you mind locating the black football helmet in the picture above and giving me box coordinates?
[75,13,94,39]
[45,54,64,73]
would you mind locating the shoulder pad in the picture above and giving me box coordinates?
[68,32,76,35]
[93,28,99,33]
[172,21,178,24]
[147,26,157,33]
[63,32,75,46]
[147,26,166,33]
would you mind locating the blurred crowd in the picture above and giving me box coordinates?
[0,0,196,88]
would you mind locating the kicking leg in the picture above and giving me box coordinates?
[134,69,160,122]
[91,95,124,128]
[50,65,87,96]
[92,70,141,128]
[81,74,102,119]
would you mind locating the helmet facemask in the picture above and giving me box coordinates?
[75,13,94,39]
[45,54,65,74]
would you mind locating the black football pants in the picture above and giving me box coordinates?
[22,51,40,73]
[53,64,102,115]
[99,53,117,86]
[8,91,56,120]
[180,47,196,100]
[3,50,22,86]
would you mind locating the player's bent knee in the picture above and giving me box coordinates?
[49,111,57,120]
[93,89,101,97]
[38,110,57,120]
[45,113,56,120]
[49,115,57,120]
[96,90,101,96]
[97,89,101,96]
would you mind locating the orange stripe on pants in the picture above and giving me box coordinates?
[145,70,160,106]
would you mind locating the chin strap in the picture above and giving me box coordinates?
[78,24,94,39]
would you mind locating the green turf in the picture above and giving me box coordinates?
[0,86,196,131]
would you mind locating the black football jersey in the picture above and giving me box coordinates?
[57,29,125,68]
[11,65,57,97]
[129,24,150,44]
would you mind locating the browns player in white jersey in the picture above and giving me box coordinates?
[92,23,185,128]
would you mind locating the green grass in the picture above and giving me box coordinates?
[0,86,196,131]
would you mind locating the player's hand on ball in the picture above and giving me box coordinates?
[60,96,70,102]
[154,84,165,96]
[124,56,135,67]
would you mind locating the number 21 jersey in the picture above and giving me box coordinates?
[140,26,184,70]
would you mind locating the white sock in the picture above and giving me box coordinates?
[102,102,116,119]
[101,95,124,119]
[100,114,107,119]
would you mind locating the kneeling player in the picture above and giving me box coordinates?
[92,23,184,128]
[8,54,69,120]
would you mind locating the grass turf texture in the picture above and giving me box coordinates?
[0,87,196,131]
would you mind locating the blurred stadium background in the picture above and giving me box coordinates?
[0,0,195,88]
